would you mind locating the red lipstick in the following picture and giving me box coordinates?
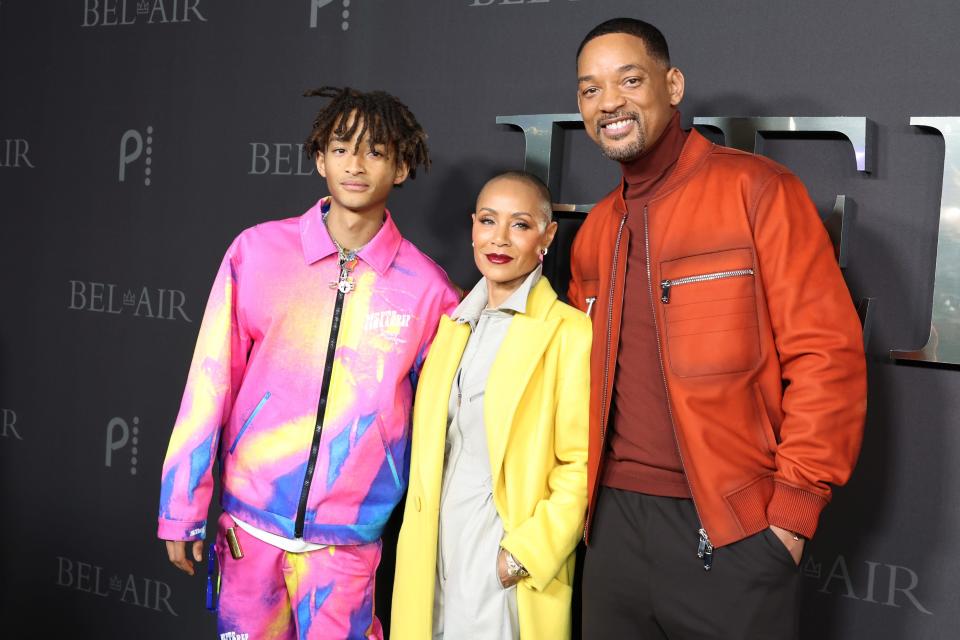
[485,253,513,264]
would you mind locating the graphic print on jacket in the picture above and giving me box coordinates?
[158,198,459,544]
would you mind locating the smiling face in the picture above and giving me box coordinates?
[315,113,409,217]
[472,177,558,298]
[577,33,684,162]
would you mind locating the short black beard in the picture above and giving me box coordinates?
[600,137,644,162]
[596,111,646,162]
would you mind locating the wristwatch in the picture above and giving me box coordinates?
[504,550,529,579]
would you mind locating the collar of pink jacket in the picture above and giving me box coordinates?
[299,196,403,275]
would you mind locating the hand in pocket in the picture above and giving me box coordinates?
[768,525,804,566]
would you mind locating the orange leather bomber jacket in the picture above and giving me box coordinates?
[568,130,867,552]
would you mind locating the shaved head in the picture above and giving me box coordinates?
[479,171,553,226]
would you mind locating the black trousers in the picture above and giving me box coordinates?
[581,487,801,640]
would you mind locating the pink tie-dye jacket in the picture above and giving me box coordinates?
[158,198,459,544]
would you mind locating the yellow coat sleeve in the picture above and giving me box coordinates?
[500,315,591,591]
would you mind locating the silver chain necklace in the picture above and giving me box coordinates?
[322,209,377,295]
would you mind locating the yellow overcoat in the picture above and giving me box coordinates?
[391,277,591,639]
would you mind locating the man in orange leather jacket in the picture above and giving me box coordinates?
[570,18,867,639]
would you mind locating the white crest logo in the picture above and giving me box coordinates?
[364,310,412,332]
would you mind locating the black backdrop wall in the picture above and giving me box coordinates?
[2,1,959,638]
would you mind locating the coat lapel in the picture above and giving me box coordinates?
[484,279,560,485]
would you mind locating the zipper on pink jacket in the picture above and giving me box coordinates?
[294,259,350,539]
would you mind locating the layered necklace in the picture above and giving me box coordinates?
[323,207,376,295]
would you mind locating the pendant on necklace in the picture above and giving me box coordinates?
[330,256,359,294]
[334,277,355,294]
[330,271,355,294]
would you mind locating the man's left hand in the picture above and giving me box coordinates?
[769,525,805,565]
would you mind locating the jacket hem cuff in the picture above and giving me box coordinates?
[766,482,828,540]
[157,518,207,541]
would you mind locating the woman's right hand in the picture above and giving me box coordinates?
[497,548,522,589]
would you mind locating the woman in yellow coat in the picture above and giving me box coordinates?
[391,171,590,639]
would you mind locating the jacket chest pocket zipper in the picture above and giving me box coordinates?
[660,269,755,304]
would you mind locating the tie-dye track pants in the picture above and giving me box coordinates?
[214,513,383,640]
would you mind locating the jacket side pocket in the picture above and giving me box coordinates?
[229,391,271,454]
[376,418,403,489]
[752,383,779,455]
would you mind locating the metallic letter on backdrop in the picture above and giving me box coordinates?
[692,116,875,346]
[891,117,960,366]
[496,113,593,212]
[691,117,872,173]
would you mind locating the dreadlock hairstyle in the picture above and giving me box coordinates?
[303,86,430,183]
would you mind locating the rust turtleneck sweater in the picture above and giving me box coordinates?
[601,110,692,498]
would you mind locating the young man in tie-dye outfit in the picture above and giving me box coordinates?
[158,87,459,640]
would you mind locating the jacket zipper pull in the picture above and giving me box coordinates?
[697,528,714,571]
[660,280,672,304]
[585,296,597,317]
